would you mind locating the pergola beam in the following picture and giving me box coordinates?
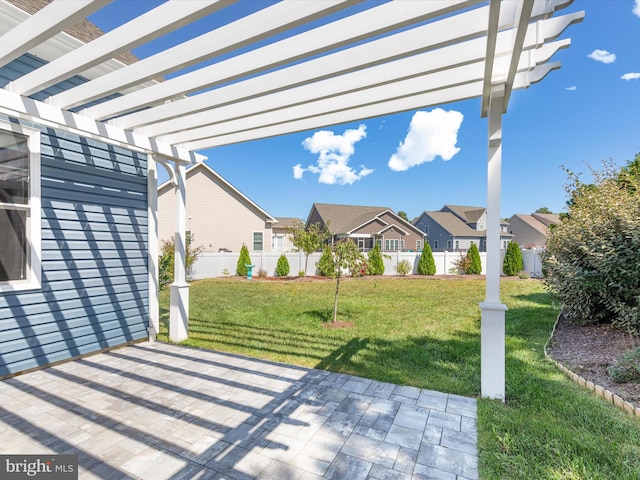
[0,0,110,68]
[157,41,568,145]
[178,64,560,151]
[84,0,481,121]
[8,0,234,97]
[48,0,356,110]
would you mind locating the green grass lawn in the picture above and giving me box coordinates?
[158,276,640,479]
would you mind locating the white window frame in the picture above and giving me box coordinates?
[252,231,264,251]
[384,238,399,251]
[416,240,421,251]
[0,121,41,293]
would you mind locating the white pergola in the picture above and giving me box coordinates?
[0,0,583,400]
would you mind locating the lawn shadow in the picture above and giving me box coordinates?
[305,309,333,323]
[183,316,482,396]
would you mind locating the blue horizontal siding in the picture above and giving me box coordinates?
[0,104,149,376]
[0,281,147,309]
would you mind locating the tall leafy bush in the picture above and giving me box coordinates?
[367,244,385,275]
[466,243,482,274]
[236,244,252,276]
[276,254,290,277]
[417,243,436,275]
[503,241,524,276]
[542,159,640,332]
[317,245,335,277]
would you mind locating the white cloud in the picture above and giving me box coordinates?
[587,49,616,64]
[621,72,640,81]
[295,124,372,185]
[387,109,463,172]
[292,164,305,180]
[634,0,640,17]
[565,85,577,91]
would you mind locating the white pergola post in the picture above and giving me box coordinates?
[480,84,508,401]
[170,160,189,342]
[147,155,159,341]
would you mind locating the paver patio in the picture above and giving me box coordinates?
[0,342,478,479]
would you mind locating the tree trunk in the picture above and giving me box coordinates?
[333,274,340,323]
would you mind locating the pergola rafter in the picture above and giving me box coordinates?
[0,0,584,400]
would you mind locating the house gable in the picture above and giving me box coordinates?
[508,213,560,247]
[158,162,276,252]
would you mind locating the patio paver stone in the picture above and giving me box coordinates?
[0,342,478,479]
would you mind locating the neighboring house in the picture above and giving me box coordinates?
[508,213,561,247]
[158,162,277,253]
[271,217,300,252]
[412,205,513,252]
[306,203,425,252]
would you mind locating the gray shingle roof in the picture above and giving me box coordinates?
[273,217,303,230]
[311,203,390,233]
[426,211,486,237]
[441,205,486,223]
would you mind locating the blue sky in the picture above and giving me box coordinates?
[91,1,640,221]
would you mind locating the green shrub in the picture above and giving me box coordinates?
[367,244,385,275]
[317,245,335,277]
[503,241,524,276]
[466,243,482,274]
[417,243,436,275]
[542,158,640,332]
[276,254,290,277]
[394,259,412,275]
[236,244,252,276]
[608,347,640,383]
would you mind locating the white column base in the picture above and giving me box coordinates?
[480,301,508,401]
[148,326,157,342]
[170,283,190,342]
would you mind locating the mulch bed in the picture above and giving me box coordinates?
[547,315,640,409]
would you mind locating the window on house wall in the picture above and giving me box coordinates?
[0,123,41,292]
[274,235,283,251]
[385,239,399,251]
[455,240,459,250]
[253,232,263,251]
[447,240,452,250]
[424,225,429,234]
[434,240,439,249]
[401,239,405,251]
[416,240,421,251]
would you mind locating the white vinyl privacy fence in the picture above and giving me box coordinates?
[191,248,545,279]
